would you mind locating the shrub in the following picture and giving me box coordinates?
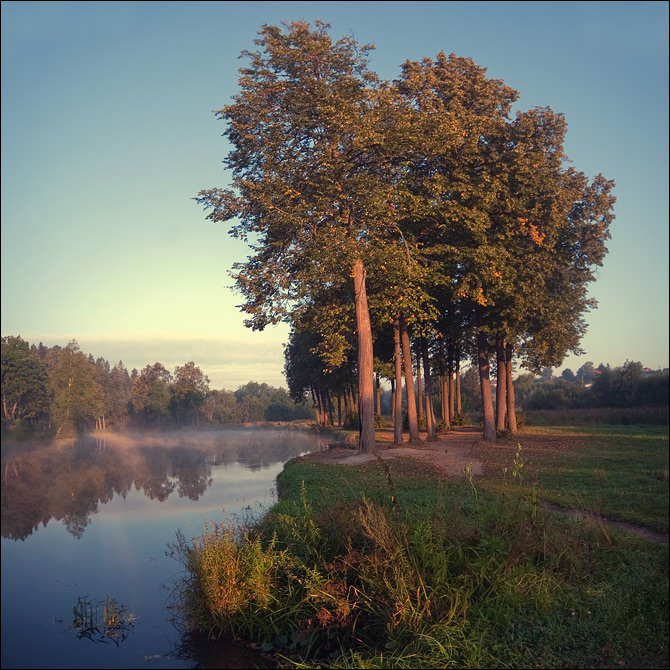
[451,411,470,426]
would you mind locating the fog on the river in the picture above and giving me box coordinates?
[1,427,330,669]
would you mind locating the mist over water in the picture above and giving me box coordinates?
[1,427,329,669]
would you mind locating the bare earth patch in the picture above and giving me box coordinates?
[302,427,485,476]
[299,427,669,544]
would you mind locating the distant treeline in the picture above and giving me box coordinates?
[1,336,313,438]
[373,360,668,426]
[513,361,669,412]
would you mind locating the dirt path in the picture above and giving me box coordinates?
[299,427,668,544]
[303,427,485,476]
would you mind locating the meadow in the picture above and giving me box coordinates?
[171,424,669,668]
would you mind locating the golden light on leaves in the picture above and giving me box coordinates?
[518,217,545,245]
[528,224,545,245]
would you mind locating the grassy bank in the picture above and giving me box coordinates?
[171,425,669,668]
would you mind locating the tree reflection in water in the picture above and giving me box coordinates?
[1,428,328,541]
[1,428,329,669]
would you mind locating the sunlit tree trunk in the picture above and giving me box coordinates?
[448,342,456,421]
[476,310,496,442]
[415,341,424,423]
[400,315,420,442]
[353,258,375,452]
[506,342,518,435]
[421,336,436,439]
[496,333,507,432]
[393,318,404,444]
[438,339,450,428]
[456,357,462,414]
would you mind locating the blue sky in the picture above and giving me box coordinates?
[2,1,668,390]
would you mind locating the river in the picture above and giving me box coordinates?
[0,427,330,669]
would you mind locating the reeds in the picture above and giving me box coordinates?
[70,595,137,646]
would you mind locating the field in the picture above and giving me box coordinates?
[173,424,669,669]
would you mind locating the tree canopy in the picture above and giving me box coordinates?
[196,21,616,446]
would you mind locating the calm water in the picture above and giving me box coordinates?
[1,428,330,669]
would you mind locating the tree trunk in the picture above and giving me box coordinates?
[375,372,382,417]
[316,389,322,426]
[506,342,518,435]
[438,339,450,428]
[400,315,420,442]
[476,311,496,442]
[353,258,375,452]
[393,318,404,444]
[496,333,507,432]
[415,341,424,422]
[456,357,462,413]
[421,336,436,439]
[326,389,334,426]
[448,342,455,421]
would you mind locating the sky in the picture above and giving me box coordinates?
[2,1,668,391]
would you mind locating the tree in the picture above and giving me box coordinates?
[513,373,538,406]
[132,363,172,422]
[108,361,132,428]
[561,368,577,382]
[459,365,482,416]
[46,341,104,436]
[195,21,409,452]
[1,336,49,425]
[172,362,210,425]
[576,361,596,384]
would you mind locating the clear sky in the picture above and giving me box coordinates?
[2,1,668,390]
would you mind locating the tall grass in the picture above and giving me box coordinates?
[170,432,668,668]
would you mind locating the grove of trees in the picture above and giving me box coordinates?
[196,21,616,449]
[1,336,312,438]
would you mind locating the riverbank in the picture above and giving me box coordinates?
[174,424,669,668]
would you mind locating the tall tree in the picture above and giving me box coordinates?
[172,362,210,425]
[195,21,408,452]
[108,361,132,428]
[46,341,104,436]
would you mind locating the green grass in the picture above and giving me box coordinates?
[479,425,669,532]
[170,425,669,668]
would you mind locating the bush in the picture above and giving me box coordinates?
[451,411,470,426]
[514,411,527,428]
[343,411,359,429]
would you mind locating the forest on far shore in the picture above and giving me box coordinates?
[2,335,667,440]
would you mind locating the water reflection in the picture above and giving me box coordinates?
[1,427,330,669]
[1,428,328,542]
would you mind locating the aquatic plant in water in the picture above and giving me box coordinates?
[70,595,137,646]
